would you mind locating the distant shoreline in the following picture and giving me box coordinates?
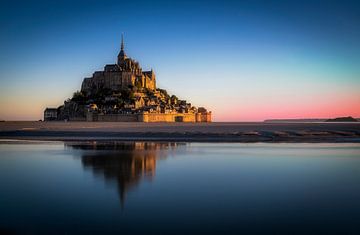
[0,121,359,143]
[264,118,360,123]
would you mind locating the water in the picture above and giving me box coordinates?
[0,141,360,235]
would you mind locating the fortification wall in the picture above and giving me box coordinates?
[69,117,86,121]
[87,112,139,122]
[196,112,212,122]
[140,113,196,123]
[98,114,139,122]
[86,112,211,122]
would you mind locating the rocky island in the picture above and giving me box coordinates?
[44,36,211,123]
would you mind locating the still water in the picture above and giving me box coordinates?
[0,141,360,235]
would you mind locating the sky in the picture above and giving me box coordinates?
[0,0,359,121]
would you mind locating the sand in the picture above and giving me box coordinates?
[0,121,359,142]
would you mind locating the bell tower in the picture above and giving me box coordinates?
[117,34,127,64]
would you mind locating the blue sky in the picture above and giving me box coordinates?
[0,0,359,120]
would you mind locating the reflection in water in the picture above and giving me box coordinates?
[2,142,360,234]
[66,142,184,207]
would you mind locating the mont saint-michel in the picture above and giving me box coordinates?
[44,36,211,122]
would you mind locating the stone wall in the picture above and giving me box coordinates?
[140,113,196,122]
[81,66,156,95]
[98,114,139,122]
[69,117,86,121]
[196,112,212,122]
[86,112,211,122]
[87,112,139,122]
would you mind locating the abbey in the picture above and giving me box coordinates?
[44,36,211,122]
[81,36,156,94]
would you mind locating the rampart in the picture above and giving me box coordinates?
[86,112,211,122]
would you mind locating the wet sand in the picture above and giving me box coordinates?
[0,121,359,142]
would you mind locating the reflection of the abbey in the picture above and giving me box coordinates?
[66,142,185,207]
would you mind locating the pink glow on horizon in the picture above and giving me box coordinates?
[214,93,360,122]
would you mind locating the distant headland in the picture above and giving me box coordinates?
[265,116,360,123]
[44,35,211,123]
[325,116,358,122]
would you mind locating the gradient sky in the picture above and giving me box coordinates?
[0,0,359,121]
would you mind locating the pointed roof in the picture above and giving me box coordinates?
[121,33,124,51]
[117,33,127,63]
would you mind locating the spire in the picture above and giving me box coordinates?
[118,33,127,64]
[121,33,124,51]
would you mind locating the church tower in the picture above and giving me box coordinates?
[117,34,127,64]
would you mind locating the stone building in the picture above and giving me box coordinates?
[81,35,156,95]
[44,108,57,121]
[44,35,211,122]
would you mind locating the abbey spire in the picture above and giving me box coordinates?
[121,33,124,51]
[117,33,127,63]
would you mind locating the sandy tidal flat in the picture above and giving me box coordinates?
[0,121,359,142]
